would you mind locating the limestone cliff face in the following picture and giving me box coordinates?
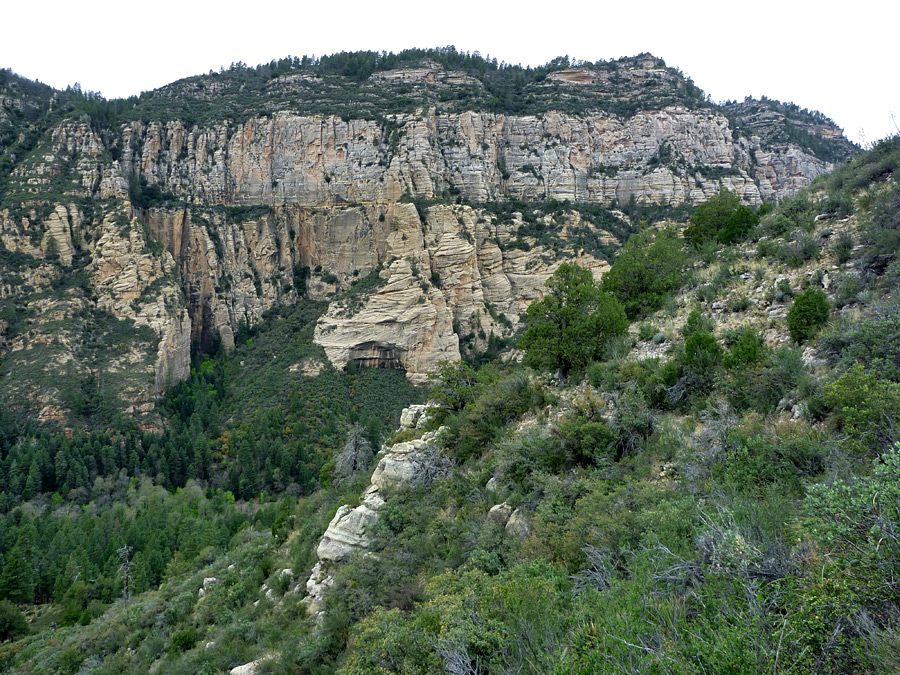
[139,199,609,383]
[115,107,828,209]
[0,198,190,420]
[0,61,855,413]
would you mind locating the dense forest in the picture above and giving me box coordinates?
[0,131,897,673]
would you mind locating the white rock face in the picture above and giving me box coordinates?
[127,108,825,208]
[488,502,513,526]
[41,205,77,266]
[400,404,428,429]
[312,202,610,382]
[370,439,437,492]
[230,656,271,675]
[506,509,532,538]
[316,489,385,563]
[304,407,453,617]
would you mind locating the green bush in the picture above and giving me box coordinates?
[682,308,714,337]
[684,188,759,246]
[600,228,688,319]
[820,303,900,382]
[860,184,900,265]
[0,600,27,641]
[554,413,616,467]
[825,363,900,454]
[724,346,806,413]
[723,327,767,370]
[787,287,830,342]
[832,231,854,264]
[683,330,723,371]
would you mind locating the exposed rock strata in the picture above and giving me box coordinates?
[0,67,852,412]
[118,108,828,209]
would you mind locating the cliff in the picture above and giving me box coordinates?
[0,54,856,420]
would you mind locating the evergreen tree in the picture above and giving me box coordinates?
[520,262,628,376]
[0,522,36,604]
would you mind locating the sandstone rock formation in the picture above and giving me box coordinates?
[304,407,451,617]
[0,58,855,415]
[114,108,824,209]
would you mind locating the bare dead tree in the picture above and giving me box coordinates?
[117,544,134,604]
[409,446,454,487]
[437,635,481,675]
[571,544,614,596]
[334,423,374,484]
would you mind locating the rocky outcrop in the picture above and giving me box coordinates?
[313,202,609,381]
[0,199,191,416]
[304,407,451,616]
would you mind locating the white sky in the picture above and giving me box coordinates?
[3,0,897,146]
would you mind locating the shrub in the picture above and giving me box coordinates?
[860,184,900,265]
[638,321,657,341]
[716,427,826,495]
[684,188,759,246]
[832,231,854,264]
[683,330,723,371]
[724,346,806,413]
[554,413,616,467]
[779,230,820,267]
[723,327,767,370]
[820,302,900,382]
[170,627,199,653]
[601,228,688,319]
[0,600,27,641]
[825,363,900,454]
[682,309,714,337]
[786,287,830,343]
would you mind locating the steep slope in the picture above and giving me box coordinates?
[0,135,896,675]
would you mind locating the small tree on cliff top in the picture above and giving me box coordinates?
[520,262,628,377]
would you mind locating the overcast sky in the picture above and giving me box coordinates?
[3,0,897,146]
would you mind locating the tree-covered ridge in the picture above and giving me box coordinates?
[130,49,708,125]
[0,49,851,167]
[724,96,857,163]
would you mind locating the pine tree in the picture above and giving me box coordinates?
[0,522,36,603]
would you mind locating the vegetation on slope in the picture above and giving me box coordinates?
[0,139,896,674]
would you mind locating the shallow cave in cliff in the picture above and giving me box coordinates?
[348,342,406,370]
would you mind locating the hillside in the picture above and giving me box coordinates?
[0,125,897,673]
[5,49,900,675]
[0,49,855,424]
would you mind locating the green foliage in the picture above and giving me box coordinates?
[723,327,768,370]
[169,627,199,653]
[428,360,480,415]
[600,228,688,319]
[723,346,807,413]
[444,369,551,463]
[821,302,900,382]
[714,422,827,495]
[825,363,900,454]
[860,184,900,266]
[520,262,628,376]
[0,600,27,641]
[684,188,759,246]
[683,330,723,370]
[833,231,854,264]
[682,308,714,337]
[787,287,830,343]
